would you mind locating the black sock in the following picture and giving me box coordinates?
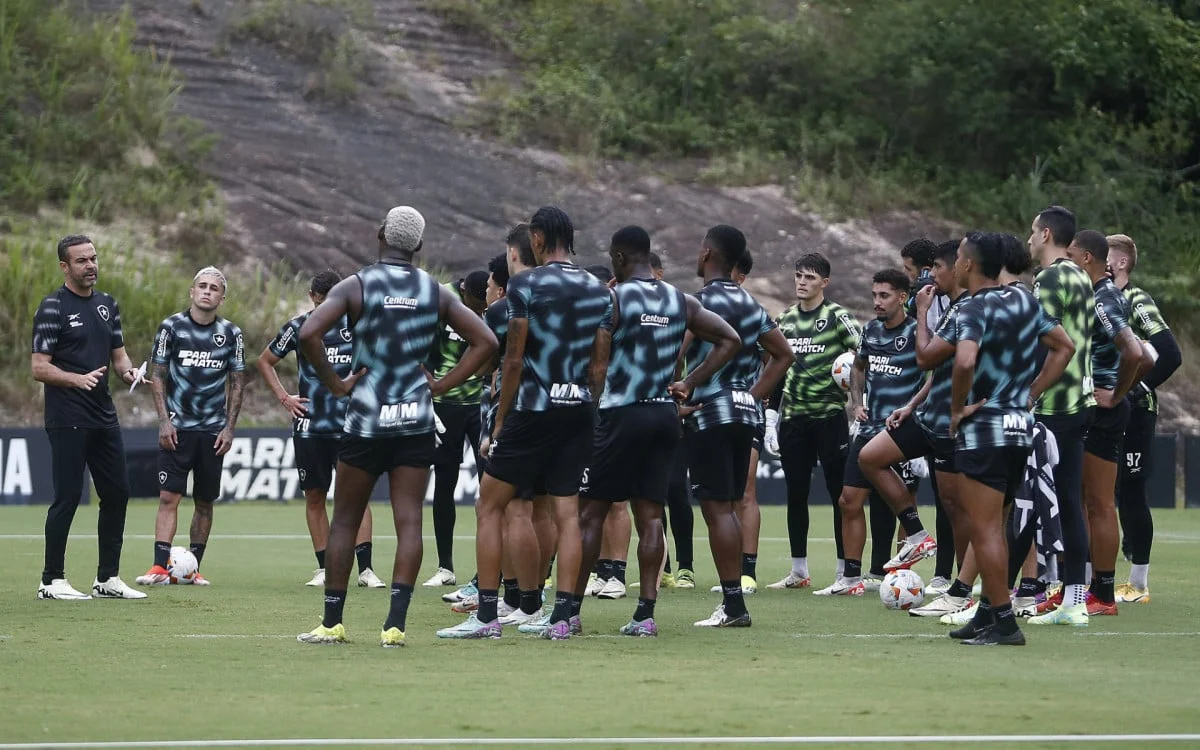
[571,593,584,617]
[844,559,863,579]
[1034,579,1047,595]
[611,560,627,585]
[502,578,520,608]
[355,542,373,572]
[1093,571,1116,603]
[993,602,1019,635]
[154,541,171,568]
[322,589,347,628]
[741,553,757,579]
[948,579,971,598]
[383,583,413,632]
[634,597,656,621]
[478,589,499,622]
[189,542,206,566]
[897,507,924,537]
[1017,577,1040,598]
[550,591,572,623]
[519,589,540,615]
[721,580,746,618]
[971,596,994,627]
[596,559,613,581]
[315,549,326,569]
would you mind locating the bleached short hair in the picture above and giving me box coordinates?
[383,206,426,253]
[193,266,227,291]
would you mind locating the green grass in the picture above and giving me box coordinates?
[2,503,1199,748]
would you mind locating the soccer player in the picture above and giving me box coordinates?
[815,269,928,595]
[900,239,938,317]
[685,225,791,627]
[575,225,740,636]
[1054,230,1143,617]
[650,252,665,281]
[439,206,612,641]
[424,270,490,588]
[257,270,383,588]
[767,253,861,589]
[945,232,1074,646]
[733,249,763,592]
[137,267,244,586]
[1024,206,1096,625]
[298,206,496,646]
[1107,234,1181,602]
[33,234,147,600]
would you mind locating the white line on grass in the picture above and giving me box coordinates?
[2,734,1199,748]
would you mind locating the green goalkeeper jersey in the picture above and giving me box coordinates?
[775,300,861,420]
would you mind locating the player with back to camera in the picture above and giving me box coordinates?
[257,270,384,589]
[297,207,496,646]
[137,266,245,587]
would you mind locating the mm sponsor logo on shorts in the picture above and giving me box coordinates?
[325,347,352,365]
[868,355,903,376]
[550,382,584,403]
[732,390,756,409]
[1002,412,1030,437]
[640,313,670,328]
[380,401,420,426]
[0,438,33,497]
[788,337,826,355]
[179,350,227,369]
[384,296,419,310]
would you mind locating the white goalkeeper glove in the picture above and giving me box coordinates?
[763,409,781,457]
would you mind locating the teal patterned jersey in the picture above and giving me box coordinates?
[858,317,923,439]
[601,278,689,409]
[1090,278,1132,392]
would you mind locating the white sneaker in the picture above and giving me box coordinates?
[693,604,752,627]
[422,567,457,587]
[1013,596,1039,618]
[498,606,544,626]
[862,575,884,593]
[596,578,627,600]
[884,535,937,572]
[357,569,386,588]
[584,573,605,597]
[766,572,812,590]
[92,577,148,599]
[812,578,866,596]
[910,593,971,618]
[305,569,325,587]
[497,599,517,618]
[37,578,91,600]
[443,581,478,603]
[925,576,951,596]
[941,601,979,625]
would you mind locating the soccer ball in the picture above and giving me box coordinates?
[831,351,855,392]
[168,547,199,585]
[880,569,925,611]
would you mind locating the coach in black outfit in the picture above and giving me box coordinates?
[31,235,147,600]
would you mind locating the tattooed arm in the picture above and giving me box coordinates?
[216,370,244,457]
[151,362,177,451]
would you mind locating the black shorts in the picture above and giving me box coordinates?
[158,430,224,502]
[957,446,1029,496]
[487,407,595,497]
[887,418,956,473]
[580,402,681,504]
[339,432,435,477]
[294,435,341,492]
[843,434,922,491]
[686,422,756,503]
[432,401,482,467]
[1085,399,1131,464]
[752,418,765,455]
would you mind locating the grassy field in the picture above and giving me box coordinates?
[2,503,1199,749]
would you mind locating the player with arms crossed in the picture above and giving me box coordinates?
[574,225,740,636]
[33,234,148,600]
[297,207,496,646]
[439,206,612,641]
[258,270,384,588]
[138,267,244,586]
[945,232,1074,646]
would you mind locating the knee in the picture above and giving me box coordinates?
[305,494,327,511]
[158,493,181,510]
[837,493,863,514]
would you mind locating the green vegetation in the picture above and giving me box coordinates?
[228,0,375,102]
[0,0,215,222]
[3,504,1199,746]
[456,0,1200,328]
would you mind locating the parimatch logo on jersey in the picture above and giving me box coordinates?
[788,337,826,355]
[325,347,352,365]
[178,350,227,369]
[868,355,903,376]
